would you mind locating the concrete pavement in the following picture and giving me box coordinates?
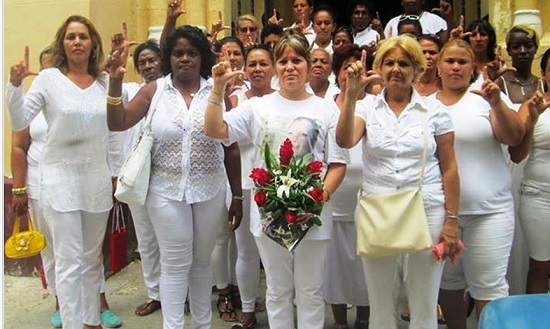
[3,260,478,328]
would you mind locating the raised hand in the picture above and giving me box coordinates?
[449,15,471,40]
[167,0,186,20]
[471,68,504,107]
[211,11,231,43]
[10,46,38,87]
[267,8,284,26]
[486,45,516,81]
[525,91,550,121]
[370,11,383,35]
[107,23,136,79]
[432,0,453,17]
[211,59,245,89]
[346,50,381,97]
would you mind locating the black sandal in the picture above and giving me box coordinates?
[230,284,242,309]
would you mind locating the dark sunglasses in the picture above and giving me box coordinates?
[239,26,258,33]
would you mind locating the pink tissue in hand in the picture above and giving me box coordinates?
[432,240,465,264]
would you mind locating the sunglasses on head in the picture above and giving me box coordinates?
[239,26,258,33]
[399,15,420,21]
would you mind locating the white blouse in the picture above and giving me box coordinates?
[148,75,226,204]
[355,89,453,209]
[7,68,113,213]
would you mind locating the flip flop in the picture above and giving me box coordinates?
[135,299,161,316]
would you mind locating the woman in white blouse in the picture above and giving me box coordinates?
[106,25,242,329]
[337,35,460,329]
[432,39,525,328]
[7,15,115,329]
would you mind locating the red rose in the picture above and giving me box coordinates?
[249,168,271,186]
[279,138,294,166]
[254,191,267,207]
[306,160,323,177]
[308,187,325,202]
[285,210,297,224]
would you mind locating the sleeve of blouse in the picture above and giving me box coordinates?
[354,97,370,122]
[432,105,454,136]
[6,72,47,131]
[326,102,350,164]
[224,99,254,146]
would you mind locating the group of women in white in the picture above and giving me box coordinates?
[7,0,549,329]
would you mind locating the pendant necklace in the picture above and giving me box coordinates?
[512,77,536,96]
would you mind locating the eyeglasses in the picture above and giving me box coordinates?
[399,15,420,21]
[239,26,258,34]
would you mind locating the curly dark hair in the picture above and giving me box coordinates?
[161,25,215,78]
[466,19,497,61]
[332,43,374,87]
[133,40,161,73]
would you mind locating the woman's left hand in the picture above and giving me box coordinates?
[227,200,243,231]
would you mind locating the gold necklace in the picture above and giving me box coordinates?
[511,76,536,96]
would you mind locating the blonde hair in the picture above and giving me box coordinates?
[506,24,539,50]
[439,38,479,83]
[273,31,311,64]
[373,35,425,82]
[237,14,260,29]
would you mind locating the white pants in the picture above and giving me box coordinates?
[256,235,328,329]
[519,183,550,261]
[31,198,107,297]
[441,209,514,300]
[360,207,445,329]
[44,204,109,329]
[128,203,160,301]
[234,189,261,312]
[147,187,227,329]
[211,189,238,289]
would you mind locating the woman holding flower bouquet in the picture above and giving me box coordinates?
[204,32,347,329]
[337,35,460,329]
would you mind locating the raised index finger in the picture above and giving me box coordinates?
[218,11,222,21]
[361,49,367,71]
[122,22,129,39]
[376,11,381,20]
[24,46,30,67]
[459,15,464,29]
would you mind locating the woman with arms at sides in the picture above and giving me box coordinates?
[227,43,276,329]
[7,15,118,329]
[414,34,443,96]
[431,39,525,329]
[308,48,340,99]
[204,32,347,329]
[106,25,243,329]
[324,43,376,329]
[509,49,550,295]
[118,41,164,317]
[337,35,460,329]
[310,4,337,56]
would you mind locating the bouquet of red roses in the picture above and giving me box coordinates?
[250,138,325,251]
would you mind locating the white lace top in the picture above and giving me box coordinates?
[148,75,226,203]
[6,68,113,213]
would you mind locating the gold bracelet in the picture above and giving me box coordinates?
[445,209,460,220]
[323,187,331,201]
[107,95,123,106]
[232,195,244,202]
[211,88,224,96]
[12,186,27,196]
[208,98,223,107]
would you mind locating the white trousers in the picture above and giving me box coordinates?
[211,189,238,289]
[44,204,109,329]
[360,207,445,329]
[128,203,160,301]
[147,187,227,329]
[234,189,261,312]
[256,235,328,329]
[30,198,107,297]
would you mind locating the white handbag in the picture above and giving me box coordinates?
[114,78,164,205]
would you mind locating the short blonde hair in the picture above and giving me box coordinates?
[373,35,426,82]
[237,14,260,29]
[506,24,539,50]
